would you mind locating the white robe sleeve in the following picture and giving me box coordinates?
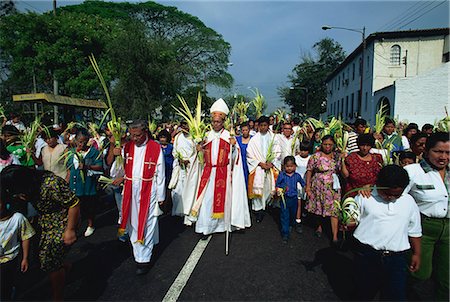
[155,150,166,202]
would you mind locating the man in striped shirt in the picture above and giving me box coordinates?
[346,118,367,154]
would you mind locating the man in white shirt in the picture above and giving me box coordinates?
[275,122,299,164]
[403,131,449,301]
[351,165,422,301]
[5,113,26,132]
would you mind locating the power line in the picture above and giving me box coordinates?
[386,2,435,31]
[377,2,424,31]
[18,1,45,13]
[399,1,447,29]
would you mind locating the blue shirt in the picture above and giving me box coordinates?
[275,171,306,198]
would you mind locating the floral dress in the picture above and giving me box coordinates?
[32,173,79,272]
[344,152,383,197]
[306,152,341,217]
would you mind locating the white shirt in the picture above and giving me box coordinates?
[0,213,35,263]
[353,189,422,252]
[402,136,410,150]
[404,162,450,218]
[275,134,299,162]
[5,120,26,132]
[294,155,310,179]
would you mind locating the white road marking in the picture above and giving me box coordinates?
[162,236,211,302]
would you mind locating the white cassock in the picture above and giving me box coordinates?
[275,133,299,163]
[183,129,251,234]
[247,131,281,211]
[112,139,165,263]
[169,132,195,216]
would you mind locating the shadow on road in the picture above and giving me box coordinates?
[300,246,355,300]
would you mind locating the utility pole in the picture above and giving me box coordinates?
[403,50,408,77]
[52,0,59,124]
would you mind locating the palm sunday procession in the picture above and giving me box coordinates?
[0,1,449,301]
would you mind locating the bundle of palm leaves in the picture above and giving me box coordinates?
[89,54,125,166]
[234,100,250,123]
[250,88,265,119]
[374,103,388,134]
[435,108,450,132]
[0,104,5,120]
[172,92,209,164]
[20,116,44,162]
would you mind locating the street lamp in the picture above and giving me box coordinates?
[322,25,366,117]
[290,86,309,116]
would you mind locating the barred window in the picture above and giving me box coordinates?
[390,45,401,65]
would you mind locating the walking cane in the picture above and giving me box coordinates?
[225,230,229,256]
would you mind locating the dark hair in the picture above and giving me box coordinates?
[399,151,416,162]
[384,118,395,127]
[354,118,367,128]
[1,125,20,136]
[0,139,11,160]
[421,123,434,132]
[376,165,409,189]
[1,165,47,203]
[410,132,428,146]
[240,122,249,128]
[283,155,296,166]
[129,120,148,131]
[299,140,311,151]
[425,132,449,150]
[321,134,335,144]
[42,129,59,140]
[357,133,375,147]
[258,116,270,124]
[76,128,91,140]
[157,129,171,141]
[403,125,418,136]
[179,121,188,127]
[408,123,419,130]
[293,117,300,125]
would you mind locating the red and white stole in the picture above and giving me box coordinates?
[191,137,230,219]
[119,139,160,244]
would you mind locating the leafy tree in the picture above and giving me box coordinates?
[279,38,345,117]
[61,1,233,119]
[0,1,233,121]
[0,0,16,17]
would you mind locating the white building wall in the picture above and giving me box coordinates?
[326,32,448,126]
[393,62,450,127]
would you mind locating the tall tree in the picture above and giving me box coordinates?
[0,1,233,120]
[279,38,345,117]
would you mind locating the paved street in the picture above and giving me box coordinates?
[16,201,432,301]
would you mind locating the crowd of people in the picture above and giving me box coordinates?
[0,103,448,301]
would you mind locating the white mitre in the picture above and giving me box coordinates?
[210,98,229,118]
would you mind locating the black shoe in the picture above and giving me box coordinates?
[282,236,288,244]
[201,234,210,241]
[295,224,303,234]
[136,265,150,275]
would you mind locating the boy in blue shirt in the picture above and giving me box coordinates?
[276,156,306,243]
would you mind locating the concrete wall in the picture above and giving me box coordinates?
[392,62,450,127]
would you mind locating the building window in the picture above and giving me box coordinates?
[390,45,401,65]
[338,75,340,90]
[345,96,349,118]
[351,93,354,117]
[352,63,355,80]
[365,92,368,112]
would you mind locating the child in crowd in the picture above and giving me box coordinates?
[275,156,306,243]
[0,198,35,301]
[294,140,311,232]
[399,151,416,167]
[351,165,421,301]
[67,129,103,237]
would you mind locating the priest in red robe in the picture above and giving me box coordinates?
[109,120,165,275]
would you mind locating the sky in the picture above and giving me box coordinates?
[16,0,450,113]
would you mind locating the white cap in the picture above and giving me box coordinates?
[210,98,229,115]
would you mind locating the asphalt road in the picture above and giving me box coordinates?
[16,201,434,301]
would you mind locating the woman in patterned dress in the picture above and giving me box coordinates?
[341,134,382,197]
[0,165,80,301]
[305,135,342,242]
